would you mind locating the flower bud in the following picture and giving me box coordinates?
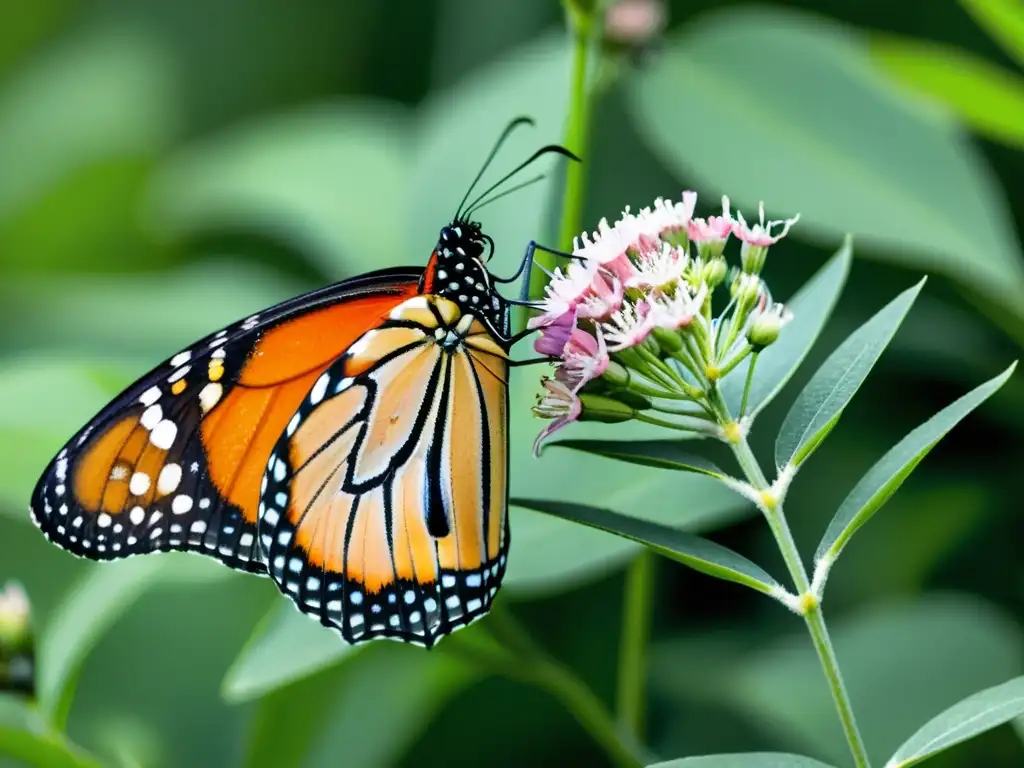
[0,582,31,653]
[731,272,762,311]
[650,326,683,354]
[747,304,793,349]
[701,257,728,288]
[578,394,636,423]
[601,359,631,388]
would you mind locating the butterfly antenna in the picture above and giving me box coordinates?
[463,145,580,215]
[464,173,547,217]
[455,116,535,220]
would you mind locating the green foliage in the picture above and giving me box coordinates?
[776,279,923,469]
[1,1,1022,767]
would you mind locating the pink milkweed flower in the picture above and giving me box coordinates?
[627,242,689,291]
[557,325,609,391]
[577,269,624,322]
[533,260,596,326]
[646,282,709,332]
[687,195,734,258]
[531,309,577,357]
[602,300,655,352]
[532,377,583,456]
[637,191,697,242]
[575,216,640,284]
[734,201,800,273]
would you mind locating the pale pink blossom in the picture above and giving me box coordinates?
[636,191,697,239]
[733,201,800,247]
[688,195,734,246]
[558,326,609,391]
[601,300,654,351]
[532,377,582,456]
[627,242,688,290]
[576,269,624,321]
[532,260,596,326]
[532,309,577,357]
[646,283,708,332]
[575,219,638,284]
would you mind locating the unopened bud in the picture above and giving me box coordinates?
[747,304,793,349]
[601,359,631,388]
[650,326,683,354]
[0,582,31,652]
[731,272,762,311]
[578,394,637,423]
[701,257,728,288]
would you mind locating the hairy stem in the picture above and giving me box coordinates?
[706,386,871,767]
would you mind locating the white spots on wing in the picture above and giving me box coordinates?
[305,576,320,591]
[129,506,146,526]
[170,351,192,368]
[310,373,329,405]
[404,590,415,605]
[157,463,182,495]
[129,472,150,496]
[441,574,456,588]
[54,484,65,497]
[239,532,253,548]
[109,463,130,482]
[288,558,303,574]
[328,600,342,613]
[171,495,193,515]
[190,519,207,533]
[150,420,177,450]
[209,335,228,349]
[242,314,260,330]
[199,382,223,413]
[466,598,482,612]
[262,507,280,526]
[97,513,112,528]
[277,530,291,546]
[349,614,365,628]
[150,511,163,525]
[350,591,363,605]
[59,503,68,515]
[211,347,227,360]
[409,610,421,624]
[198,498,211,510]
[389,614,400,627]
[139,386,162,406]
[424,597,438,612]
[466,573,482,587]
[150,528,163,540]
[55,457,68,481]
[286,412,301,437]
[140,404,163,430]
[273,457,287,482]
[168,365,191,384]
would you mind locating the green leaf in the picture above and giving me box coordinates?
[222,602,358,703]
[958,0,1024,69]
[0,21,178,224]
[654,594,1024,765]
[776,279,924,469]
[886,676,1024,768]
[871,35,1024,149]
[631,7,1024,324]
[553,439,725,477]
[648,755,837,768]
[0,695,102,768]
[815,362,1015,567]
[36,558,169,727]
[145,101,412,278]
[720,240,851,418]
[512,499,782,598]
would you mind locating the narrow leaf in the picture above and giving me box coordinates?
[512,499,782,597]
[776,279,925,469]
[958,0,1024,69]
[222,602,358,703]
[36,558,168,727]
[871,35,1024,149]
[886,676,1024,767]
[649,755,837,768]
[553,439,724,477]
[816,362,1016,565]
[720,240,851,417]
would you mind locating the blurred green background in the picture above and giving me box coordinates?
[1,0,1022,766]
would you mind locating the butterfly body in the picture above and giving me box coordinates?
[30,219,511,647]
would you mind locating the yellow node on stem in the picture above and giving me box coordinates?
[722,422,742,444]
[799,592,820,615]
[759,489,778,511]
[705,365,721,382]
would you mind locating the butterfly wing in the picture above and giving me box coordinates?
[30,268,423,574]
[258,294,509,647]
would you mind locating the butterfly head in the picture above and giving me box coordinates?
[422,218,508,338]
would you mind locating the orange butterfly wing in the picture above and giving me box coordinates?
[30,269,422,573]
[258,295,510,647]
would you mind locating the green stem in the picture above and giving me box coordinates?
[617,550,655,740]
[529,4,595,301]
[634,412,712,434]
[726,430,872,768]
[485,606,644,768]
[738,351,759,418]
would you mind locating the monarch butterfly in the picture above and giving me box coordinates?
[29,118,576,648]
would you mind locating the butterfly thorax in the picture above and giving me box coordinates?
[420,220,509,342]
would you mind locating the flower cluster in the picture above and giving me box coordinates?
[531,192,798,454]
